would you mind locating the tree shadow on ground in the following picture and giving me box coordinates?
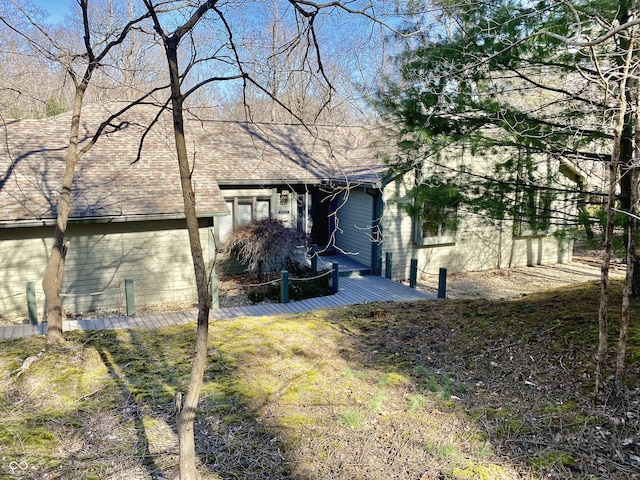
[87,326,301,479]
[325,281,640,479]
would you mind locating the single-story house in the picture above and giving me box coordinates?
[0,102,578,319]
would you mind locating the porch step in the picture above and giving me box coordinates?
[315,254,370,278]
[339,268,370,277]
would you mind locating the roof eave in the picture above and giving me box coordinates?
[0,211,229,229]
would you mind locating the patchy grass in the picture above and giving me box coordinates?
[0,279,638,479]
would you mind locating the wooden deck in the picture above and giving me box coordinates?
[0,276,434,340]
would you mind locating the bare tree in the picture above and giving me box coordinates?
[1,0,153,344]
[141,1,401,476]
[0,5,70,117]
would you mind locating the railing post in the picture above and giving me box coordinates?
[437,268,447,299]
[311,254,318,273]
[409,259,418,289]
[125,278,135,316]
[26,281,37,325]
[385,252,392,279]
[331,262,339,294]
[280,270,289,304]
[210,273,219,310]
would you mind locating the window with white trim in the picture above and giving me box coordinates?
[219,197,271,240]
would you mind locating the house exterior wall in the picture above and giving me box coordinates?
[379,173,575,282]
[333,188,375,268]
[0,219,214,320]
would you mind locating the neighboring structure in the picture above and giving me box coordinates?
[0,102,579,319]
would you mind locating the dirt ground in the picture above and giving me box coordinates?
[415,251,626,301]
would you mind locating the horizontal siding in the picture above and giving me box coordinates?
[380,176,572,282]
[0,230,50,321]
[0,220,212,319]
[333,189,373,267]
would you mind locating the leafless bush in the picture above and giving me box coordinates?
[222,219,309,276]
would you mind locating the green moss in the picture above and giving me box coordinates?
[376,372,408,387]
[366,391,385,412]
[343,367,369,380]
[529,451,576,469]
[0,422,57,450]
[338,410,361,429]
[424,439,457,458]
[448,464,508,479]
[280,413,315,428]
[407,393,429,410]
[544,400,579,414]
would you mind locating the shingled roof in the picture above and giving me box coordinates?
[0,102,387,226]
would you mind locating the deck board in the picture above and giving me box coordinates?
[1,276,434,340]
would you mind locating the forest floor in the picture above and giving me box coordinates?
[415,249,626,301]
[0,255,638,479]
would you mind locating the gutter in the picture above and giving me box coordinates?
[0,211,228,229]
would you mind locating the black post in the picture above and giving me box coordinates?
[125,278,135,316]
[437,268,447,299]
[331,262,339,294]
[385,252,392,279]
[26,281,37,325]
[281,270,289,304]
[311,255,318,273]
[409,259,418,288]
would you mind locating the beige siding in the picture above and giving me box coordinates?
[0,227,51,321]
[333,189,374,268]
[0,220,213,319]
[380,175,574,282]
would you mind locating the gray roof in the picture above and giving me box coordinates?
[0,102,387,225]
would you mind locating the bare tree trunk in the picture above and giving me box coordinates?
[595,37,634,399]
[616,85,640,390]
[596,157,616,399]
[156,17,215,477]
[42,87,86,345]
[170,87,211,479]
[616,165,637,391]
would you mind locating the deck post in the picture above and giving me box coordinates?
[210,273,219,310]
[281,270,289,304]
[385,252,392,279]
[437,268,447,299]
[331,262,339,294]
[26,281,37,325]
[409,259,418,288]
[125,278,135,316]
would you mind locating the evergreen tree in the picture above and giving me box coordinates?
[374,0,624,235]
[375,0,639,397]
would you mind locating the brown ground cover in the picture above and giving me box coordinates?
[328,280,639,479]
[1,252,638,479]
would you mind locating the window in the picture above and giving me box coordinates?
[421,203,457,240]
[219,197,271,240]
[417,202,458,245]
[411,179,461,246]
